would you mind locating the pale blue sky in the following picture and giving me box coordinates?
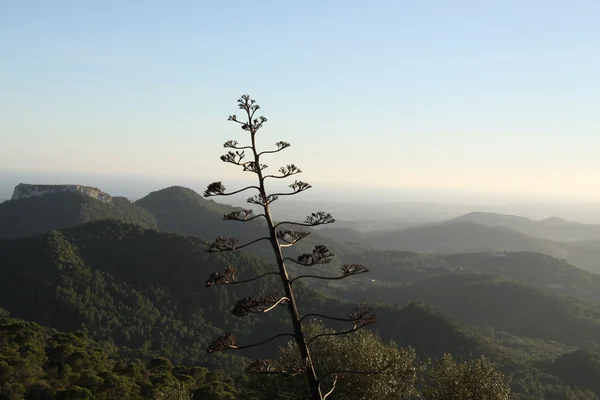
[1,1,599,201]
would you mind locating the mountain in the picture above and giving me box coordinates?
[1,221,598,399]
[320,220,600,272]
[0,190,157,239]
[135,186,370,271]
[362,221,565,255]
[135,186,264,240]
[441,251,600,303]
[332,272,600,349]
[452,212,600,242]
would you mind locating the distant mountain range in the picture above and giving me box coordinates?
[319,218,600,272]
[452,212,600,242]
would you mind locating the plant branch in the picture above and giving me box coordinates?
[322,375,338,400]
[231,294,289,317]
[284,245,334,266]
[223,209,265,222]
[271,180,312,197]
[263,163,302,181]
[207,332,294,353]
[206,267,279,288]
[207,236,270,253]
[299,313,360,324]
[203,182,259,197]
[274,212,335,229]
[258,141,291,156]
[223,140,253,150]
[277,229,311,248]
[291,264,369,284]
[306,324,371,346]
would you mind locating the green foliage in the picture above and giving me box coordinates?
[248,324,419,399]
[422,354,511,400]
[0,314,237,399]
[543,349,600,397]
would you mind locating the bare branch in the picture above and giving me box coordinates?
[306,308,376,346]
[227,115,244,125]
[274,212,336,229]
[223,209,265,222]
[220,150,247,166]
[291,264,369,284]
[264,164,303,180]
[207,332,295,353]
[341,264,369,276]
[223,139,253,150]
[306,323,374,346]
[206,266,279,288]
[284,245,334,266]
[300,307,375,327]
[247,193,279,206]
[322,375,338,400]
[347,307,377,329]
[243,161,268,174]
[231,293,289,317]
[207,236,270,253]
[203,181,259,197]
[272,180,312,197]
[258,141,291,156]
[277,229,311,247]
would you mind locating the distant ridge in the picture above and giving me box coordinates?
[452,211,600,241]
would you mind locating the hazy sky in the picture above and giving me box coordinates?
[1,1,599,202]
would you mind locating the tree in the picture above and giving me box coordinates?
[203,95,376,399]
[422,353,511,400]
[247,323,419,399]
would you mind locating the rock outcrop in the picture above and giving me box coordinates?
[11,183,112,203]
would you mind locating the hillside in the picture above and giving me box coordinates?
[0,220,492,364]
[362,221,565,255]
[332,272,600,349]
[341,249,600,304]
[135,185,370,270]
[320,221,600,272]
[453,212,600,242]
[441,251,600,303]
[0,191,157,239]
[136,186,264,239]
[0,221,598,398]
[0,310,239,399]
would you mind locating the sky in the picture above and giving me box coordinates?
[1,1,599,203]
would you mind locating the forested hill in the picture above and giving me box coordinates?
[0,220,492,365]
[0,191,157,239]
[0,309,239,399]
[2,220,600,398]
[135,186,264,239]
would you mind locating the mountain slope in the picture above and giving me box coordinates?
[335,272,600,348]
[135,186,263,240]
[362,221,565,255]
[453,212,600,242]
[0,191,157,239]
[1,221,597,399]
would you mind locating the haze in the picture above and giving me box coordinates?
[1,1,600,202]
